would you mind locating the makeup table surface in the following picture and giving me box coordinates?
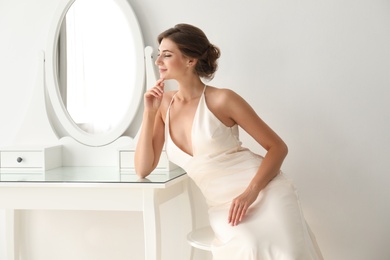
[0,167,192,260]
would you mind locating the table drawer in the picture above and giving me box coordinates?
[119,151,135,168]
[0,145,62,171]
[1,151,43,168]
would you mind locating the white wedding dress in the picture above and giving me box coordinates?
[165,87,323,260]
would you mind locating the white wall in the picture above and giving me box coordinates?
[1,0,390,259]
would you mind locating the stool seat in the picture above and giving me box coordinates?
[187,226,214,251]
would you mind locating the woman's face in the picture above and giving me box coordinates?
[155,38,192,80]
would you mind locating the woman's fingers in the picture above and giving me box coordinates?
[229,202,241,226]
[147,87,163,98]
[156,77,165,86]
[144,79,165,110]
[238,204,248,222]
[228,200,249,226]
[148,79,165,95]
[228,188,259,226]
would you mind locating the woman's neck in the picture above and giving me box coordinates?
[176,78,205,102]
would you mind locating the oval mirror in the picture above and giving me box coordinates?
[46,0,145,146]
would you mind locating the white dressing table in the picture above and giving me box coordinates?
[0,0,196,259]
[0,167,192,260]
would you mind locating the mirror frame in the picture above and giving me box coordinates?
[45,0,145,146]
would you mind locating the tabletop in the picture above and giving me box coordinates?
[0,167,187,188]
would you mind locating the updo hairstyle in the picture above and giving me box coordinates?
[157,24,221,80]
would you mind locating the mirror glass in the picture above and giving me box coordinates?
[58,0,137,134]
[46,0,145,146]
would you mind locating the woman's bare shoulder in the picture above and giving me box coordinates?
[205,86,243,126]
[206,86,241,105]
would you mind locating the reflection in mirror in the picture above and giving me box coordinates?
[57,0,136,134]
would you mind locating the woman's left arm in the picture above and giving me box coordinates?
[222,89,288,226]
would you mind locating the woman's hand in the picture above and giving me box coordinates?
[144,78,165,111]
[228,188,260,226]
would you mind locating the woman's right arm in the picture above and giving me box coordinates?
[134,79,165,178]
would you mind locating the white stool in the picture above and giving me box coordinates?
[187,226,214,252]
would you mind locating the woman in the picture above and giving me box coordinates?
[135,23,323,260]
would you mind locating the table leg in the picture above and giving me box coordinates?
[142,178,194,260]
[5,209,18,260]
[183,179,195,260]
[143,189,160,260]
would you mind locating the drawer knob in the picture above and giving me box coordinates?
[16,157,23,163]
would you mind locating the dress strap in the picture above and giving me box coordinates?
[167,91,179,110]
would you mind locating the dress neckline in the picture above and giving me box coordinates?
[167,85,207,158]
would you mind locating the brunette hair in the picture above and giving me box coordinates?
[157,24,221,80]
